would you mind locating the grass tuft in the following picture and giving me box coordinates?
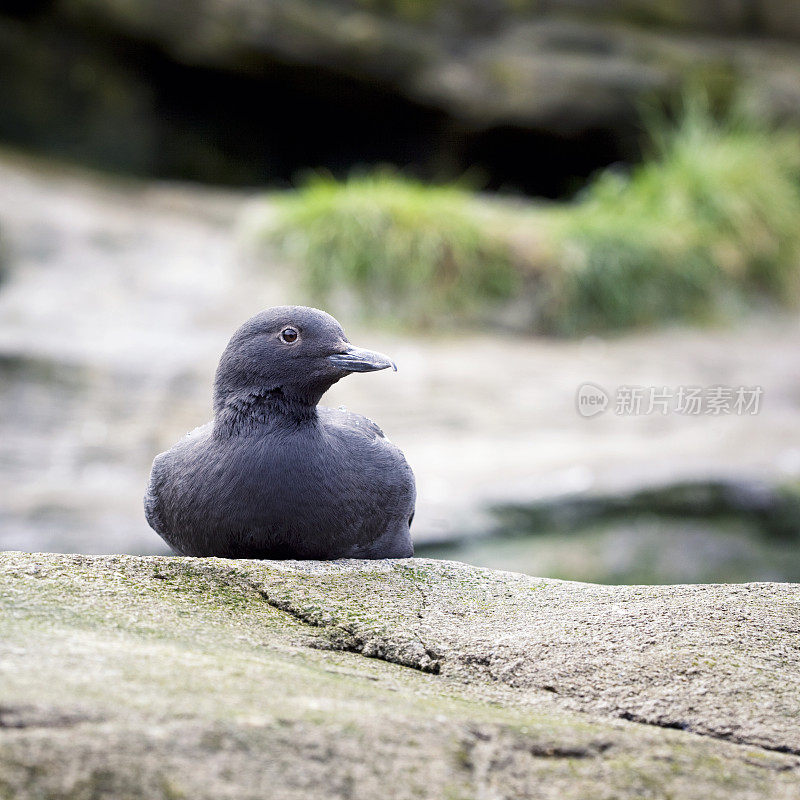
[544,93,800,333]
[271,171,520,327]
[264,93,800,335]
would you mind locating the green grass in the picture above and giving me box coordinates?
[266,94,800,335]
[271,171,520,327]
[543,94,800,334]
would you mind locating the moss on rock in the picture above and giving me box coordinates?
[1,553,799,798]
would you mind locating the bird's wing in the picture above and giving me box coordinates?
[318,405,415,511]
[317,405,386,440]
[143,422,213,536]
[143,452,168,536]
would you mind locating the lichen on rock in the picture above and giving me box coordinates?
[1,552,799,798]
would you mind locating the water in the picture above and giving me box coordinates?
[418,514,800,584]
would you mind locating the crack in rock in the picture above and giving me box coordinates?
[617,710,800,758]
[256,590,442,674]
[197,563,800,759]
[0,705,97,730]
[457,724,617,792]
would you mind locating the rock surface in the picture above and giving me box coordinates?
[3,1,800,186]
[1,552,799,798]
[40,0,800,129]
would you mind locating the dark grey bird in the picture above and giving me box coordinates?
[144,306,415,559]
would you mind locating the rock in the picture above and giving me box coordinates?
[2,155,800,558]
[3,2,800,187]
[57,2,800,135]
[1,551,798,798]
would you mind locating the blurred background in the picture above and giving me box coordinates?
[1,0,800,583]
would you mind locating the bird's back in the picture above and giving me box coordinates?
[144,409,414,559]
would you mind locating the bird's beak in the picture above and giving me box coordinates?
[328,344,397,373]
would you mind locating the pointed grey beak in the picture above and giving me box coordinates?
[328,344,397,373]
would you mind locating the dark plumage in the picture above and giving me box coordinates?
[144,306,415,559]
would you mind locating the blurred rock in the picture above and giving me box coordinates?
[2,1,800,190]
[1,154,800,558]
[420,514,800,584]
[1,552,799,798]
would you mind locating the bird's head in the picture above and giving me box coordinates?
[213,306,396,417]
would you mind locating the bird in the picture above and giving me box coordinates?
[144,306,415,559]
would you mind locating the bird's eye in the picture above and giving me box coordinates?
[279,327,299,344]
